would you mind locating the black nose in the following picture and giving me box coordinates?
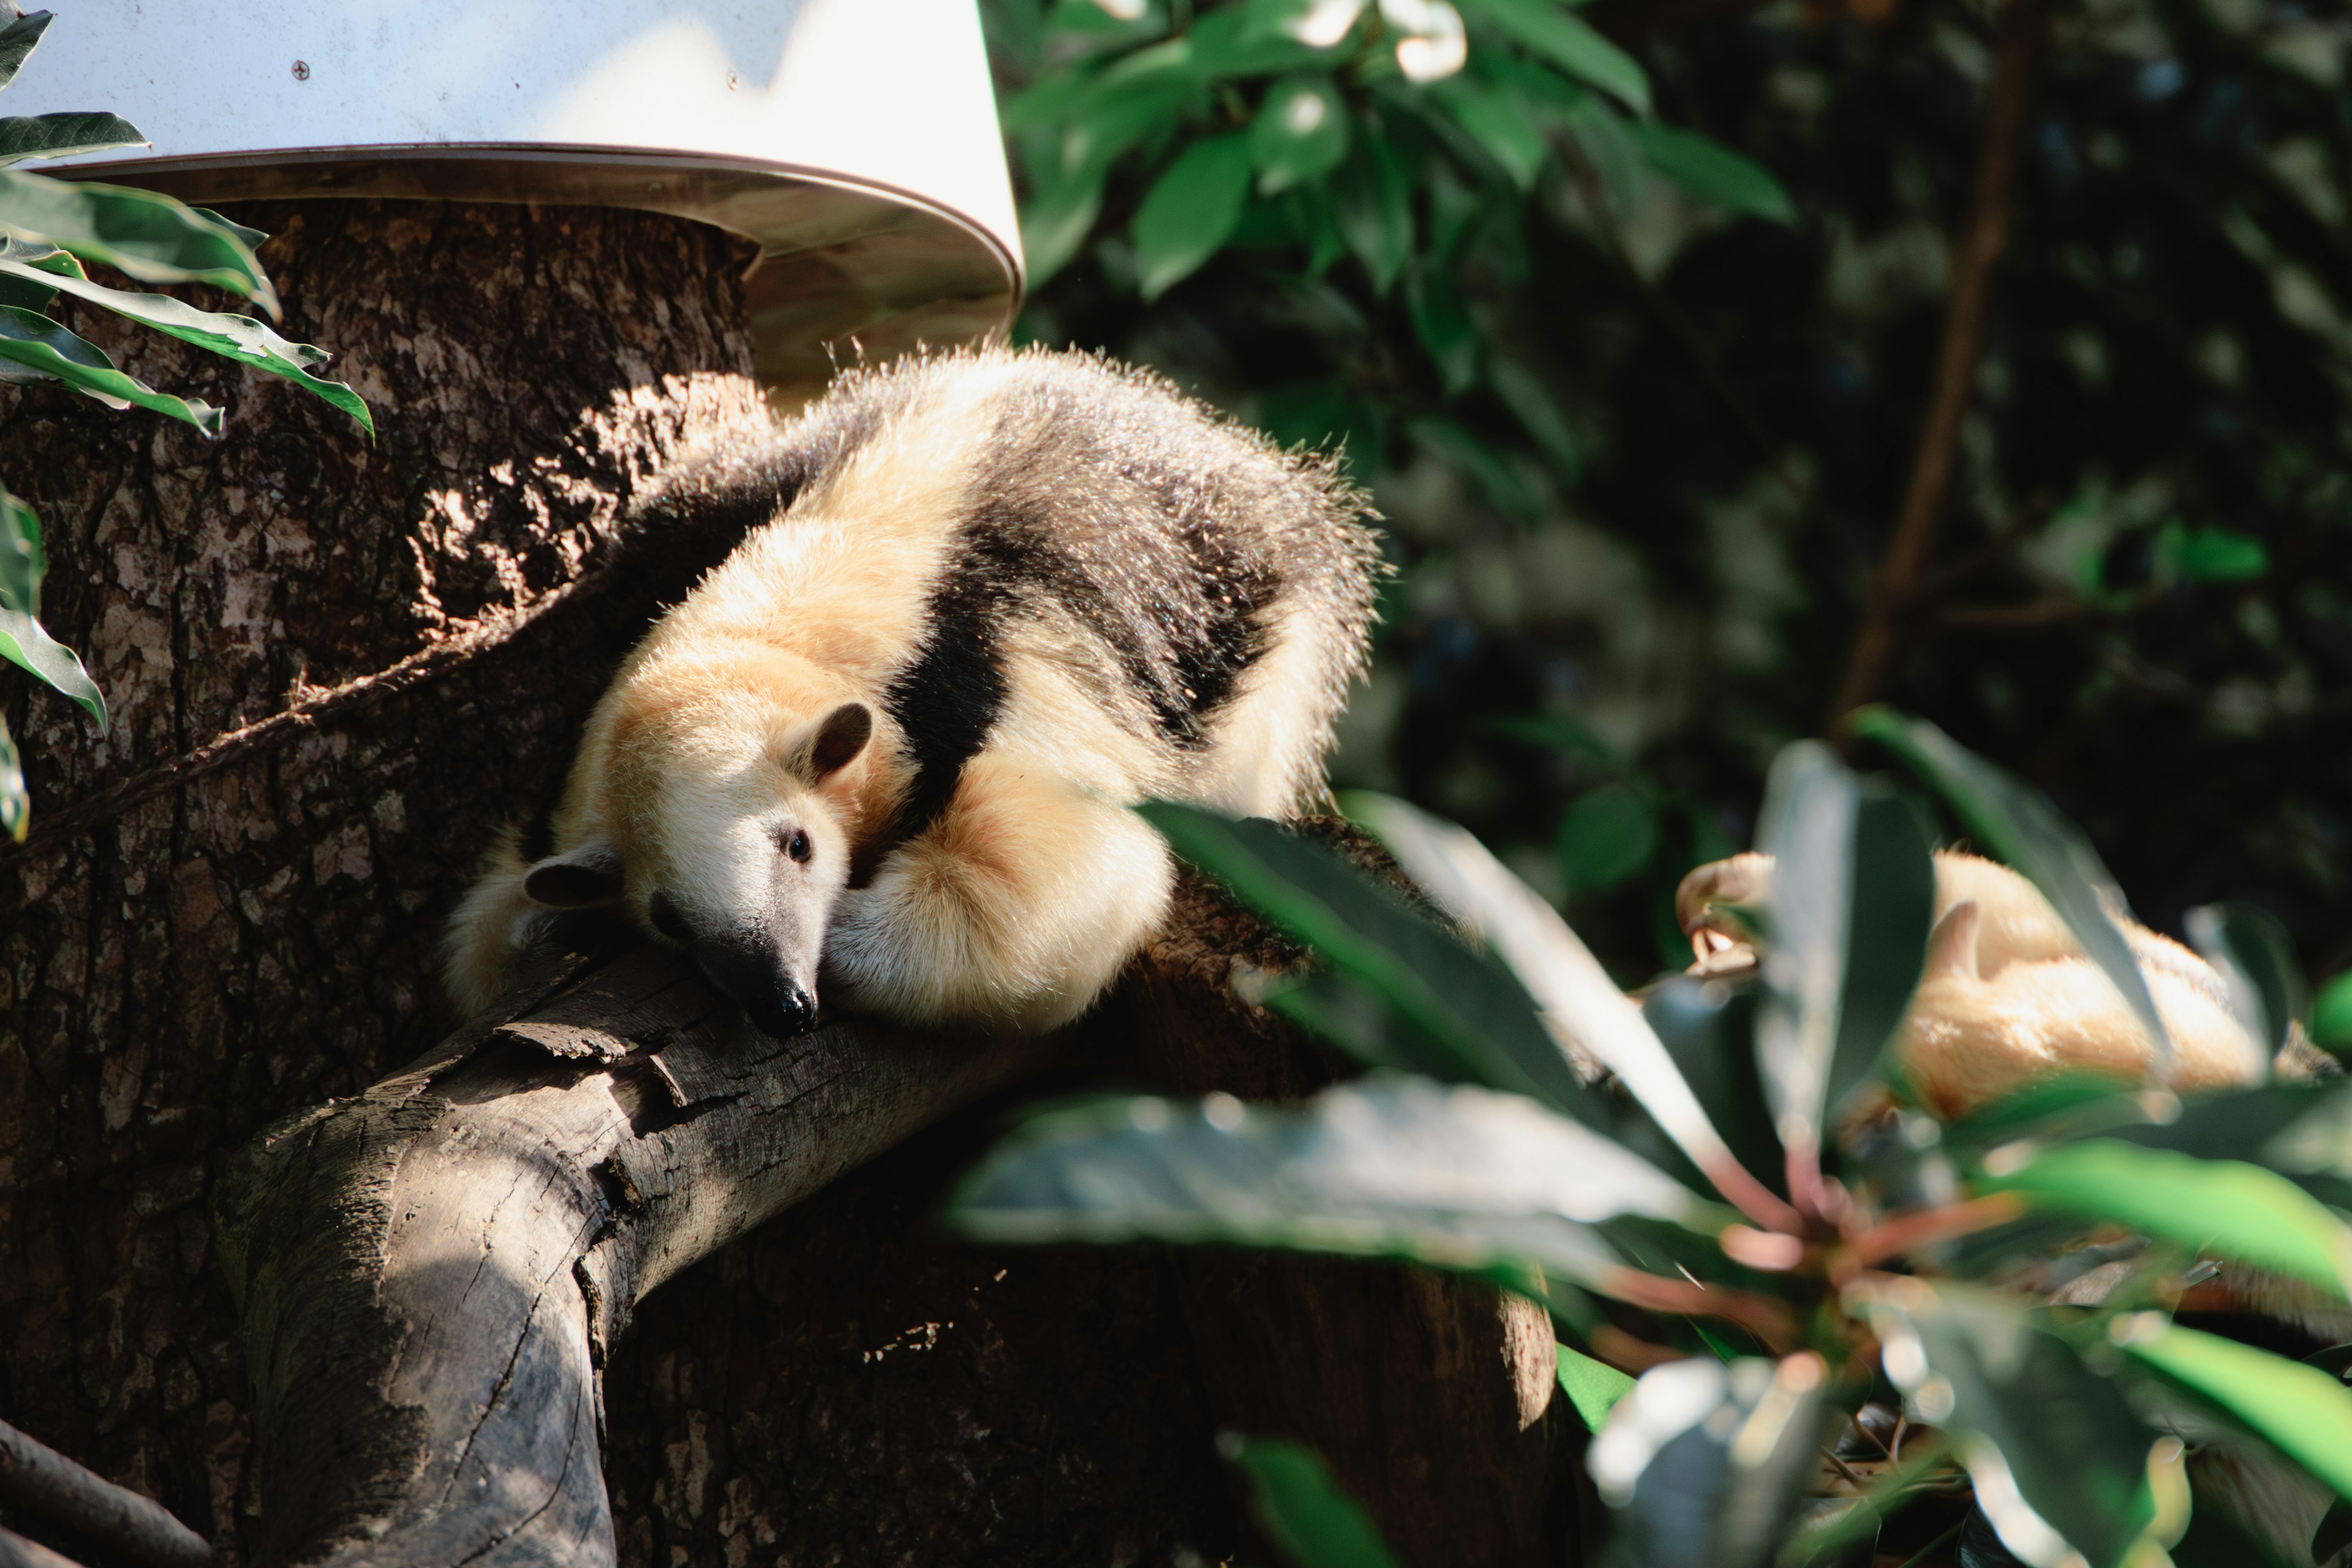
[734,975,816,1039]
[687,944,820,1038]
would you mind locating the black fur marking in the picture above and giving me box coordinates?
[876,540,1014,854]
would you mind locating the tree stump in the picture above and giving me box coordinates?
[0,200,1574,1567]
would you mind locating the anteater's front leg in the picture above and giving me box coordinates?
[823,752,1175,1033]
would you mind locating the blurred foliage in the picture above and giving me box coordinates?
[982,0,2352,995]
[0,9,367,839]
[951,717,2352,1568]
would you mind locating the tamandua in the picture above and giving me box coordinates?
[443,349,1382,1036]
[1676,850,2272,1118]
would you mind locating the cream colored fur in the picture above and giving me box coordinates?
[443,349,1378,1033]
[1676,850,2267,1118]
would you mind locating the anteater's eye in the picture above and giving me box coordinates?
[782,827,813,864]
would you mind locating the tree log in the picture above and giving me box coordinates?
[209,941,1068,1567]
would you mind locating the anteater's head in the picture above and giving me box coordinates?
[521,650,877,1038]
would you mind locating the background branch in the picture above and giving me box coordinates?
[1828,0,2056,728]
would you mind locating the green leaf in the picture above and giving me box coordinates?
[1493,710,1616,762]
[1587,1354,1830,1568]
[1139,802,1604,1118]
[0,605,103,729]
[1456,0,1649,113]
[1849,707,2171,1066]
[1752,745,1932,1147]
[1431,74,1547,190]
[0,169,278,310]
[943,1077,1701,1287]
[0,113,145,166]
[0,480,40,616]
[1344,793,1784,1225]
[2158,522,2268,583]
[2114,1317,2352,1505]
[2185,902,2308,1056]
[0,260,372,434]
[1629,124,1796,225]
[1556,1341,1636,1432]
[1566,94,1644,216]
[1251,74,1349,194]
[1556,780,1656,894]
[0,711,23,843]
[1978,1139,2352,1297]
[1486,357,1580,484]
[1331,135,1412,295]
[1860,1282,2162,1568]
[0,11,52,94]
[1404,261,1478,398]
[1133,132,1253,300]
[2318,970,2352,1060]
[1019,163,1107,285]
[1405,414,1538,520]
[0,302,227,433]
[1223,1437,1400,1568]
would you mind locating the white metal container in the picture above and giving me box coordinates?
[9,0,1025,400]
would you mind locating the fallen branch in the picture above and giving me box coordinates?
[0,1420,209,1568]
[1828,0,2056,726]
[0,1526,85,1568]
[210,943,1071,1568]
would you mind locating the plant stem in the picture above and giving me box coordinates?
[1826,0,2055,729]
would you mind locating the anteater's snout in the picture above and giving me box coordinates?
[690,943,820,1039]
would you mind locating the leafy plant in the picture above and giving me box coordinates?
[948,710,2352,1568]
[0,9,368,838]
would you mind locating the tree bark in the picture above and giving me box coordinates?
[0,200,1572,1567]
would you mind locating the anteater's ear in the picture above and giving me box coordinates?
[523,837,623,908]
[788,701,873,786]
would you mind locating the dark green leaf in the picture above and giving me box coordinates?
[0,11,51,93]
[1937,1076,2155,1159]
[2168,1488,2294,1568]
[1133,132,1253,300]
[2114,1316,2352,1502]
[2158,523,2268,583]
[2184,902,2308,1054]
[1640,978,1784,1200]
[1832,788,1936,1117]
[1331,136,1412,295]
[1140,802,1603,1118]
[1493,710,1616,762]
[1978,1139,2352,1298]
[1629,124,1796,225]
[2316,970,2352,1059]
[0,170,277,310]
[1456,0,1649,113]
[943,1077,1701,1287]
[1404,261,1478,397]
[1223,1437,1400,1568]
[1178,6,1330,78]
[0,112,145,165]
[1251,74,1349,194]
[1557,780,1656,894]
[0,711,21,842]
[1556,1341,1636,1432]
[0,480,39,616]
[1431,74,1546,190]
[1486,357,1581,484]
[0,261,371,434]
[1753,744,1932,1152]
[1848,707,2171,1065]
[2315,1499,2352,1565]
[1405,413,1539,521]
[1587,1354,1830,1568]
[0,301,228,432]
[1256,967,1466,1080]
[1344,793,1777,1222]
[1565,94,1644,216]
[0,605,103,729]
[1860,1282,2162,1568]
[1019,163,1107,285]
